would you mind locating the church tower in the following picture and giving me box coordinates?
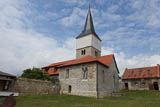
[76,6,101,59]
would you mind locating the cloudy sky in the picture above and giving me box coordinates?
[0,0,160,76]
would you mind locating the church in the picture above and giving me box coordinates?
[42,7,120,98]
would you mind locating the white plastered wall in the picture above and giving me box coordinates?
[76,34,101,51]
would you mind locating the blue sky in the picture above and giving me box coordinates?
[0,0,160,76]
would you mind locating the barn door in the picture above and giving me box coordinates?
[153,82,159,90]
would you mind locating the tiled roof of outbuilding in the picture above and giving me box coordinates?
[122,64,160,80]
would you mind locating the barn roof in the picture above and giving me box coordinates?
[122,64,160,80]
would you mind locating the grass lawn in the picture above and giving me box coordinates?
[0,90,160,107]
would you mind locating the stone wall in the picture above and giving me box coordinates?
[122,78,160,90]
[97,59,120,98]
[9,78,60,96]
[59,62,97,97]
[59,59,120,98]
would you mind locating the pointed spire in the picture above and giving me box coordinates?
[83,5,95,33]
[76,6,101,41]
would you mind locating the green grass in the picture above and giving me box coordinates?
[1,90,160,107]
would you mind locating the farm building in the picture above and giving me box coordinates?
[122,64,160,90]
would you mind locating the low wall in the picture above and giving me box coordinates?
[9,78,60,96]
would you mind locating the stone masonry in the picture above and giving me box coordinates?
[9,78,60,96]
[59,58,119,98]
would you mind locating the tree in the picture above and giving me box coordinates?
[21,67,51,81]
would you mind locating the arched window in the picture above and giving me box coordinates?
[82,67,88,79]
[95,51,98,57]
[83,49,86,55]
[81,49,86,55]
[81,50,83,55]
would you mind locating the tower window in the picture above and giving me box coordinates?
[84,49,86,55]
[81,49,86,55]
[95,51,98,57]
[81,50,83,55]
[82,67,88,79]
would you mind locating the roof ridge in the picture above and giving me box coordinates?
[126,66,157,70]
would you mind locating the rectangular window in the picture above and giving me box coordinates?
[95,51,98,57]
[102,70,105,82]
[66,69,69,79]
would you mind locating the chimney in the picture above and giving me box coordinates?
[157,64,160,77]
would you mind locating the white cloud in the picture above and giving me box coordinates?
[60,0,87,6]
[60,8,87,27]
[128,0,160,28]
[0,0,75,76]
[0,28,76,76]
[102,48,160,76]
[95,0,107,5]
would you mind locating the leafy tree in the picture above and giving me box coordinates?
[21,67,51,81]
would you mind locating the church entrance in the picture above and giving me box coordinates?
[68,85,72,93]
[153,82,159,90]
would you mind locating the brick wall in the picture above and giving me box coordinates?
[9,78,60,96]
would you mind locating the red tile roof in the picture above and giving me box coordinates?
[42,54,115,75]
[122,64,160,80]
